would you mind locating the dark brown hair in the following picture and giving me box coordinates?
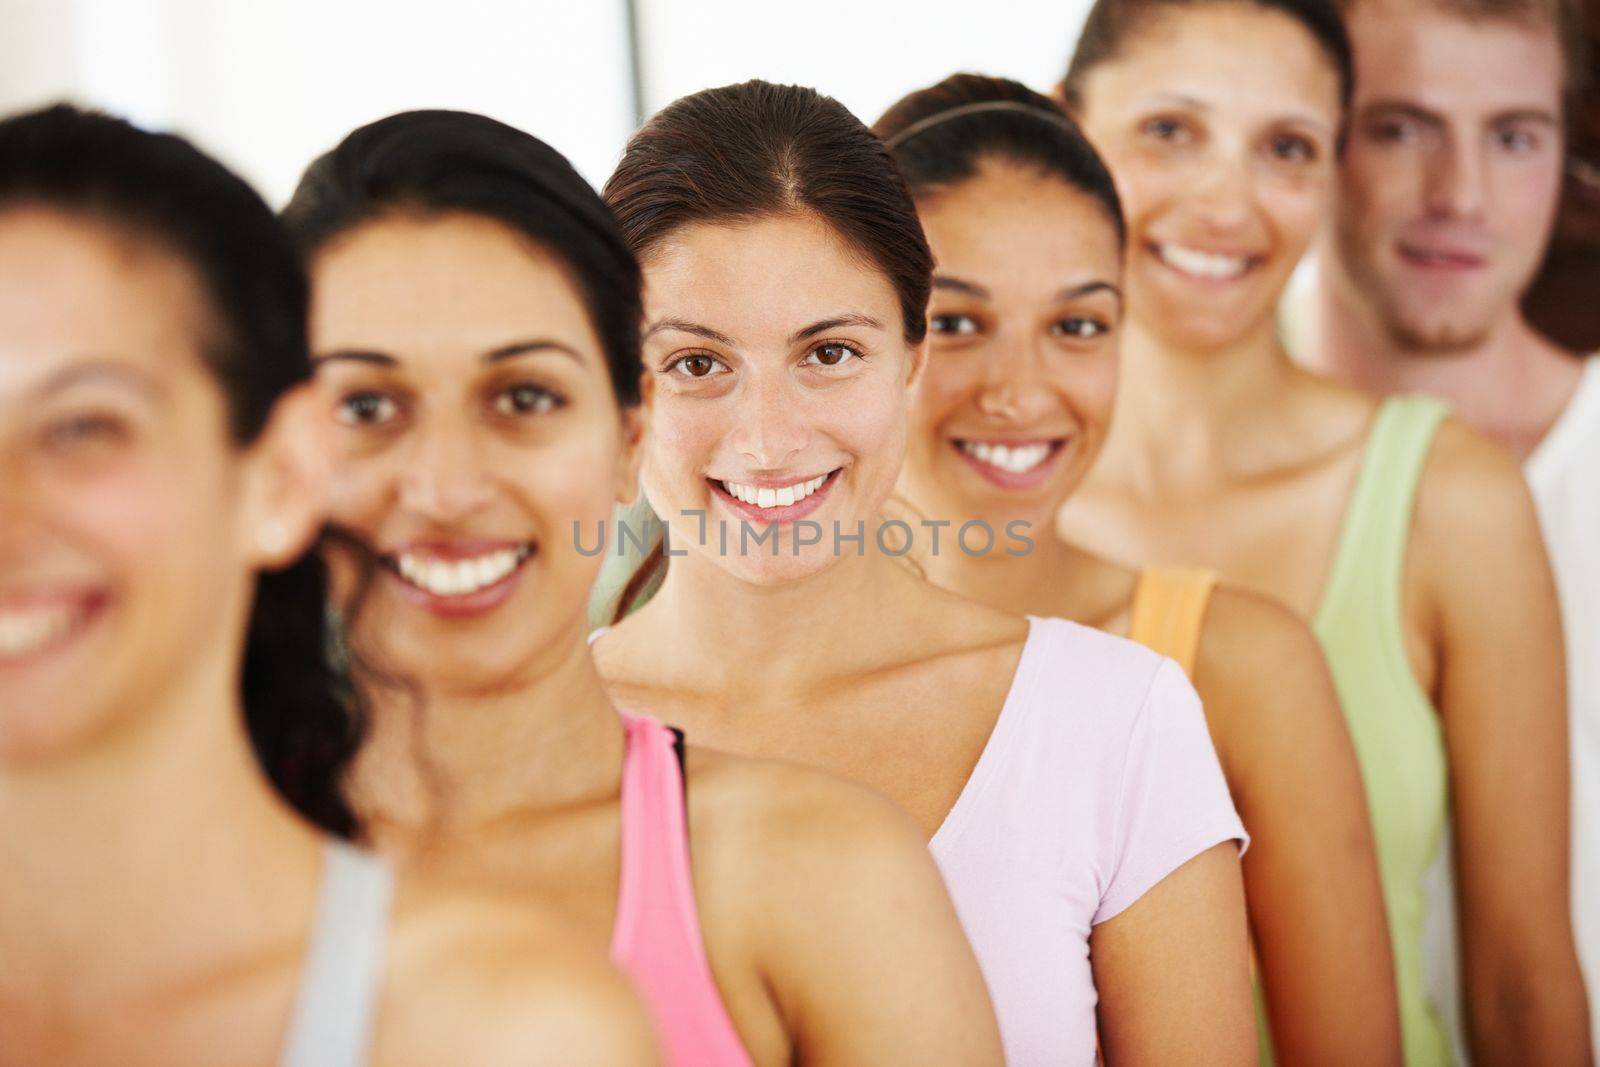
[602,80,936,622]
[1061,0,1355,115]
[876,74,1126,247]
[603,79,933,346]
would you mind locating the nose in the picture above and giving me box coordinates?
[730,368,809,470]
[975,333,1057,425]
[1423,136,1488,220]
[396,416,496,524]
[1189,150,1255,233]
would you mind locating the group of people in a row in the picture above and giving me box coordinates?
[1,0,1594,1061]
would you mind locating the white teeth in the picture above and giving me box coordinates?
[959,440,1054,475]
[1155,243,1250,280]
[720,474,829,510]
[394,546,528,598]
[0,602,81,658]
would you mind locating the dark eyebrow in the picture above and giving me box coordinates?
[643,319,738,347]
[1053,280,1123,306]
[1359,101,1447,130]
[35,358,164,400]
[789,314,884,345]
[1490,108,1560,128]
[933,276,991,299]
[484,339,583,364]
[311,350,396,368]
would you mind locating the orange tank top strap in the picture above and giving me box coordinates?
[1126,567,1220,677]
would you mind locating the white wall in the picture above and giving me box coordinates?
[1,0,1093,204]
[0,0,638,203]
[635,0,1091,124]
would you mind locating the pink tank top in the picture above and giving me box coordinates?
[610,712,752,1067]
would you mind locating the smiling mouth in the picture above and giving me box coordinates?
[714,470,839,512]
[382,544,535,598]
[955,439,1064,476]
[1150,241,1260,282]
[0,594,102,663]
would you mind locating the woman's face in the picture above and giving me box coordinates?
[0,208,318,764]
[1073,2,1342,351]
[902,161,1123,535]
[310,212,640,692]
[637,212,924,585]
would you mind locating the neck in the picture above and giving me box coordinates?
[1097,313,1303,493]
[636,528,932,696]
[1309,251,1582,460]
[352,615,625,841]
[917,506,1078,617]
[0,630,319,1010]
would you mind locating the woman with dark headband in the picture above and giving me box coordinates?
[0,104,655,1067]
[879,72,1400,1064]
[282,108,1001,1067]
[594,79,1255,1063]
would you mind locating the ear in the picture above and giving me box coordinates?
[615,400,647,507]
[904,337,930,398]
[239,383,333,571]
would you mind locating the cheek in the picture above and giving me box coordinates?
[1342,147,1416,225]
[52,459,231,583]
[643,396,722,482]
[1501,155,1565,226]
[1263,181,1332,255]
[911,356,983,432]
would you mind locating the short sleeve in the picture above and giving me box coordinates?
[1093,658,1247,924]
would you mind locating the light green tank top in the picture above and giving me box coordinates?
[1314,395,1453,1065]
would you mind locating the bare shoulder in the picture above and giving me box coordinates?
[375,876,658,1066]
[1192,584,1343,778]
[1195,584,1328,689]
[1412,416,1547,589]
[683,745,932,878]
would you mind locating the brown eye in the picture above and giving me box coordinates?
[493,383,561,416]
[931,313,979,337]
[667,352,728,379]
[804,342,861,367]
[337,391,398,427]
[1269,134,1317,163]
[1051,317,1109,340]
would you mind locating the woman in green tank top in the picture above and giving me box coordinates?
[1056,0,1590,1061]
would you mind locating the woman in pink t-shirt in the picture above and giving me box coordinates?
[593,79,1254,1064]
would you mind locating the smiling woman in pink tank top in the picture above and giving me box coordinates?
[279,108,1001,1067]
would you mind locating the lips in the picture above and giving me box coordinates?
[380,541,535,618]
[709,469,841,524]
[952,437,1067,490]
[1396,240,1487,271]
[1149,241,1262,283]
[0,589,105,664]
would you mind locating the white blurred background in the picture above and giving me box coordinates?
[0,0,1092,204]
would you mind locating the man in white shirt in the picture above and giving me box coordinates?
[1298,0,1597,1052]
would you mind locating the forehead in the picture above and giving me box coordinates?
[920,165,1122,289]
[310,211,601,360]
[0,206,208,395]
[1086,3,1343,121]
[1347,2,1563,113]
[640,213,902,340]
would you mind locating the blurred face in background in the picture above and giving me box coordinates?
[310,211,639,693]
[0,208,313,763]
[637,211,925,585]
[1332,0,1565,352]
[902,160,1124,533]
[1072,1,1343,353]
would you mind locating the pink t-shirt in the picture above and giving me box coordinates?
[931,616,1247,1064]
